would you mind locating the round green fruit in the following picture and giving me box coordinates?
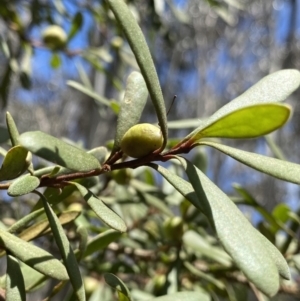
[42,25,67,50]
[120,123,163,158]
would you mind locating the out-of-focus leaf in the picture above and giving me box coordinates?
[148,291,210,301]
[112,71,148,154]
[39,192,85,301]
[200,140,300,185]
[8,174,40,196]
[0,126,9,144]
[81,230,122,258]
[232,183,282,232]
[0,228,68,280]
[19,131,101,172]
[6,112,20,146]
[88,146,107,165]
[107,0,168,149]
[19,43,32,90]
[67,80,111,106]
[0,146,28,181]
[183,69,300,143]
[183,230,232,267]
[0,64,12,107]
[76,226,88,261]
[183,261,225,290]
[6,254,26,301]
[167,118,205,129]
[140,192,173,217]
[50,53,61,69]
[18,210,80,242]
[71,182,127,232]
[67,12,83,41]
[189,103,291,142]
[264,134,286,161]
[104,273,131,301]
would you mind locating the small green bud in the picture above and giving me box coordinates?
[120,123,163,158]
[42,25,67,50]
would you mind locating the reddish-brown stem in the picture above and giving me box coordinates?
[0,140,196,190]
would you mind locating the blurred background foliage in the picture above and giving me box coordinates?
[0,0,300,300]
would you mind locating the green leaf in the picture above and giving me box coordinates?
[148,291,210,301]
[76,226,88,261]
[232,183,283,232]
[6,112,20,146]
[8,174,40,196]
[50,53,61,69]
[8,208,45,234]
[178,157,289,296]
[19,131,101,172]
[183,230,232,267]
[112,71,148,154]
[18,210,81,242]
[0,228,69,280]
[199,140,300,185]
[107,0,168,148]
[104,273,131,301]
[67,80,111,107]
[183,69,300,143]
[0,64,12,107]
[81,229,122,258]
[88,146,108,165]
[0,146,28,181]
[39,192,86,301]
[70,182,127,232]
[151,161,289,296]
[67,12,83,41]
[189,103,291,141]
[183,261,225,290]
[6,254,26,301]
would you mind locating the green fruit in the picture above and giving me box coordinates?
[163,216,184,241]
[42,25,67,50]
[111,168,132,185]
[120,123,163,158]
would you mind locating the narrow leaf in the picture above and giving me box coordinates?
[178,157,288,296]
[70,182,127,232]
[68,12,83,41]
[6,254,26,301]
[107,0,168,148]
[19,131,101,172]
[200,140,300,185]
[18,211,81,242]
[112,71,148,153]
[82,230,122,258]
[39,192,86,301]
[0,228,69,280]
[67,80,111,106]
[183,230,232,267]
[6,112,20,146]
[104,273,131,301]
[0,146,28,181]
[190,103,291,141]
[8,174,40,196]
